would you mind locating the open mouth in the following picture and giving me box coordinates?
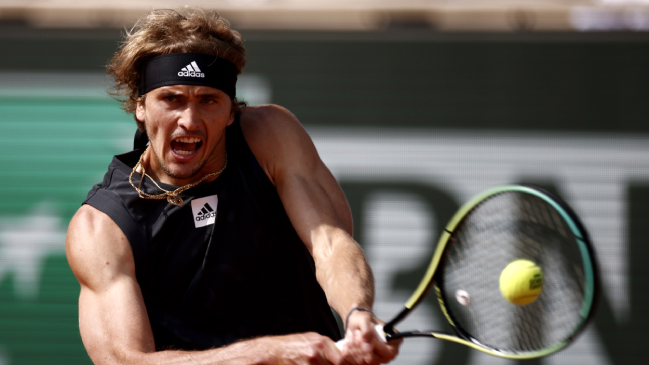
[170,137,202,156]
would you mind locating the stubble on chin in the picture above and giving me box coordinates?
[149,144,207,182]
[158,155,207,181]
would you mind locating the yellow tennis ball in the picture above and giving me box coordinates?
[499,259,543,305]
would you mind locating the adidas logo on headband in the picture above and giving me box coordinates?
[178,61,205,78]
[139,53,237,98]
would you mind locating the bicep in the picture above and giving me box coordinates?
[269,123,353,248]
[78,274,154,362]
[66,206,155,364]
[277,163,353,245]
[242,106,354,247]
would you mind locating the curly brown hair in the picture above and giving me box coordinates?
[107,7,247,130]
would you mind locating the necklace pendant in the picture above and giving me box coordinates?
[167,195,183,206]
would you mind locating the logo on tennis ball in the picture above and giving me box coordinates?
[499,259,543,305]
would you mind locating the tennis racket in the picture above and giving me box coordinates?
[337,184,598,359]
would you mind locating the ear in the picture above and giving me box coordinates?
[135,100,146,123]
[227,103,236,126]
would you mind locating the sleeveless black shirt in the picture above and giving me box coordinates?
[83,118,341,350]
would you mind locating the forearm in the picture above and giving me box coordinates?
[99,333,345,365]
[110,339,271,365]
[313,226,375,317]
[81,303,276,365]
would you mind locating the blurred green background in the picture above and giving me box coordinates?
[0,16,648,365]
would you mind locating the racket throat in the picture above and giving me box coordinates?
[383,306,412,339]
[385,307,410,329]
[382,324,396,339]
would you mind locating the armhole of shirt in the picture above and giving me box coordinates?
[227,114,279,199]
[83,172,148,269]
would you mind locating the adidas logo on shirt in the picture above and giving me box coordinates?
[196,203,216,221]
[190,195,218,228]
[178,61,205,78]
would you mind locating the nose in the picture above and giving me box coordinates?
[177,103,201,131]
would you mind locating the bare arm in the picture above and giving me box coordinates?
[242,106,400,365]
[66,205,348,365]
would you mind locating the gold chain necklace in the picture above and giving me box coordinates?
[129,145,227,206]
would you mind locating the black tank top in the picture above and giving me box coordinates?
[83,118,341,350]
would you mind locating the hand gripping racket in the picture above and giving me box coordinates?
[337,185,598,359]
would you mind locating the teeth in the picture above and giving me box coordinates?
[174,137,201,143]
[174,149,193,156]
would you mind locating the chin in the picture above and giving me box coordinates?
[162,163,202,181]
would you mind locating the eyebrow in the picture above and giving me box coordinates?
[158,90,222,97]
[156,89,225,100]
[158,90,184,96]
[198,93,223,99]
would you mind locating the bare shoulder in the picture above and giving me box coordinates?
[240,104,290,121]
[240,104,305,141]
[239,105,319,184]
[66,205,135,288]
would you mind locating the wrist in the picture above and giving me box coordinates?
[344,306,374,332]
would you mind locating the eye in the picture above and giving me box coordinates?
[202,97,217,104]
[164,95,178,102]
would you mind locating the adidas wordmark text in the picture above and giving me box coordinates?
[178,61,205,78]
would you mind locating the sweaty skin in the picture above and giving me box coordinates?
[66,85,400,365]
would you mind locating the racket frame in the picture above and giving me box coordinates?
[381,185,598,359]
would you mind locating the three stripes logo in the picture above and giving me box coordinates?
[190,195,218,228]
[178,61,205,78]
[196,203,216,221]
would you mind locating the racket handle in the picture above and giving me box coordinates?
[335,324,387,350]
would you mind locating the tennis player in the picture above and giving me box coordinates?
[65,7,400,365]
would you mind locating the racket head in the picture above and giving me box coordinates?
[430,185,598,359]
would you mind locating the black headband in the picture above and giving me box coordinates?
[138,53,238,98]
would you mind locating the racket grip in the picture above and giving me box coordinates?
[335,324,387,350]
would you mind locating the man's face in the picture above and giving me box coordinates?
[135,85,234,185]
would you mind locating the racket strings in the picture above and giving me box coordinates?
[438,191,588,354]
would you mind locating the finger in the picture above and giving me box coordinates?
[340,346,358,365]
[355,329,376,365]
[372,337,403,363]
[360,326,388,364]
[338,335,356,365]
[374,345,399,362]
[305,339,331,365]
[325,338,354,365]
[345,330,368,365]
